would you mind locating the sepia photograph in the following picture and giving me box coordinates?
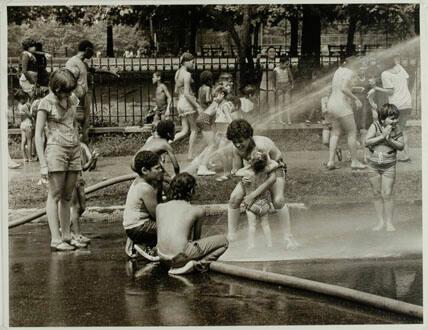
[3,1,424,327]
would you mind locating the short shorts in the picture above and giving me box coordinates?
[45,144,81,172]
[177,95,196,117]
[367,160,396,179]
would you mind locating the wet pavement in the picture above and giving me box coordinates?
[9,202,422,326]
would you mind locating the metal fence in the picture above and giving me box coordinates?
[8,53,420,127]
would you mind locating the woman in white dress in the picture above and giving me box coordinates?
[325,57,366,170]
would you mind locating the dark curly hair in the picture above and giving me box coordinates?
[226,119,253,141]
[156,120,175,141]
[132,150,160,176]
[22,38,37,51]
[242,85,255,97]
[377,103,400,124]
[167,172,196,201]
[78,40,94,52]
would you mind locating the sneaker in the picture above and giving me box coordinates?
[168,260,197,275]
[72,233,91,244]
[50,241,76,252]
[67,238,87,248]
[134,244,160,262]
[197,166,216,176]
[8,161,22,169]
[125,237,138,258]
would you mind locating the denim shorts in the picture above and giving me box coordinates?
[46,144,81,172]
[367,160,396,179]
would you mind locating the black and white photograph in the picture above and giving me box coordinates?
[2,1,425,327]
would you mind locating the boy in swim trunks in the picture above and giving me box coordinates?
[156,172,229,275]
[152,71,172,125]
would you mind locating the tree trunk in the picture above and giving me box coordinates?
[414,5,419,35]
[106,25,114,57]
[188,15,198,54]
[346,15,358,57]
[300,6,321,78]
[289,17,299,57]
[253,22,261,56]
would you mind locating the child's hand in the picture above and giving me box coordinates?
[382,125,393,139]
[355,99,362,109]
[367,88,376,98]
[242,193,256,209]
[40,167,49,184]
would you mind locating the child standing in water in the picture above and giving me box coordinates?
[236,150,278,250]
[198,70,213,110]
[34,68,81,251]
[16,90,33,162]
[365,104,404,232]
[274,55,294,125]
[152,71,172,126]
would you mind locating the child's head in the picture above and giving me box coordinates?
[35,41,44,52]
[180,52,194,69]
[132,150,163,180]
[78,40,95,59]
[377,103,399,126]
[15,89,29,104]
[152,71,162,84]
[156,120,175,141]
[266,46,276,59]
[200,70,213,87]
[242,85,255,98]
[49,68,77,99]
[367,74,378,87]
[22,38,37,51]
[226,119,254,151]
[279,55,289,68]
[249,149,268,173]
[167,172,196,201]
[212,85,227,103]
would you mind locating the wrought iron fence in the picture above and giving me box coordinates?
[8,53,420,127]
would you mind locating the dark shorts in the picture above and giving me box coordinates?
[196,112,214,131]
[125,220,157,247]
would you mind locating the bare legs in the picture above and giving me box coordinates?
[174,113,198,160]
[368,170,396,231]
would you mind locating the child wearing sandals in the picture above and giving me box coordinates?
[34,68,82,251]
[16,90,34,162]
[156,172,229,275]
[124,150,164,261]
[235,149,278,250]
[365,104,404,232]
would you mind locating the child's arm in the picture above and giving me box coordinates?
[22,104,33,121]
[288,67,295,88]
[242,172,276,208]
[21,53,36,84]
[342,76,362,108]
[80,142,93,171]
[386,128,404,151]
[365,123,387,147]
[164,143,180,174]
[161,83,172,113]
[230,149,244,175]
[35,110,48,179]
[141,187,158,220]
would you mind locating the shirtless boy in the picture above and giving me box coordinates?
[156,173,229,275]
[226,119,299,249]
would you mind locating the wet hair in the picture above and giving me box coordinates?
[167,172,196,201]
[22,38,37,51]
[250,150,268,173]
[78,40,94,52]
[49,68,77,96]
[180,52,194,64]
[226,119,254,141]
[279,55,289,64]
[200,70,213,86]
[242,85,255,97]
[14,89,29,103]
[132,150,160,176]
[35,41,44,52]
[218,72,233,82]
[377,103,400,124]
[156,120,175,140]
[153,71,163,80]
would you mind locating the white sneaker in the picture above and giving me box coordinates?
[125,238,137,258]
[134,244,160,262]
[168,260,197,275]
[197,166,216,176]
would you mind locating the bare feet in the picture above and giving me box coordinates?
[284,236,300,250]
[372,222,384,231]
[385,223,396,232]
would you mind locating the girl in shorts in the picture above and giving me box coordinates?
[15,90,33,162]
[35,68,82,251]
[365,103,404,232]
[173,52,201,160]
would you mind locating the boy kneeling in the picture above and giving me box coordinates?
[157,173,229,275]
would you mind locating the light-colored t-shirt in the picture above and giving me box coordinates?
[65,55,89,98]
[37,92,80,146]
[123,179,156,230]
[240,97,254,113]
[381,65,412,110]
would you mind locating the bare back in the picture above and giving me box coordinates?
[156,200,201,255]
[141,136,170,156]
